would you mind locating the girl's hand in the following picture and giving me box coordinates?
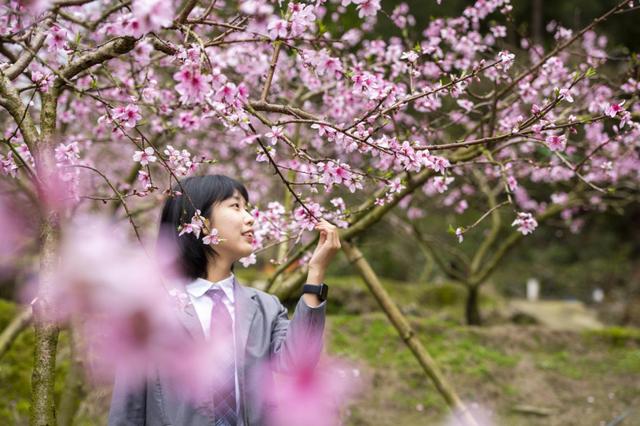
[307,219,341,282]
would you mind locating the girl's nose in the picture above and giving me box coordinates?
[244,209,255,225]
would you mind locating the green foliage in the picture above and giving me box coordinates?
[0,300,70,425]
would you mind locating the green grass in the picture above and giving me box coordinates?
[328,313,520,380]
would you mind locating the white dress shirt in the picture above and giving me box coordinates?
[185,273,241,418]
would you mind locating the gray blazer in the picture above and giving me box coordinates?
[108,277,326,426]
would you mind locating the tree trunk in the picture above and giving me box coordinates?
[30,214,61,426]
[342,240,479,426]
[465,285,482,326]
[30,311,59,426]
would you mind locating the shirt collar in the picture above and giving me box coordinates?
[186,273,235,303]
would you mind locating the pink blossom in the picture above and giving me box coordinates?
[457,99,474,112]
[454,199,468,214]
[293,202,324,231]
[215,82,238,105]
[511,212,538,235]
[289,3,316,37]
[178,209,205,238]
[256,146,275,162]
[164,145,197,176]
[177,111,200,130]
[132,0,174,36]
[545,134,567,152]
[400,51,419,63]
[202,228,221,245]
[265,126,284,145]
[46,216,227,398]
[426,155,450,173]
[268,19,288,39]
[256,328,361,426]
[46,25,68,52]
[137,170,152,190]
[173,66,212,105]
[432,176,454,193]
[239,253,257,267]
[603,102,625,118]
[496,50,515,70]
[317,161,353,188]
[112,104,142,128]
[310,50,344,78]
[353,0,381,18]
[490,25,506,38]
[455,227,464,243]
[558,88,574,103]
[0,152,19,178]
[132,147,157,166]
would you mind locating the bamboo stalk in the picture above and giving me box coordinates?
[341,240,479,426]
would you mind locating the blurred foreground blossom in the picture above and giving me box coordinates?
[258,329,362,426]
[45,215,228,400]
[0,196,27,276]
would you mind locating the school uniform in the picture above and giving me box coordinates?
[108,274,326,425]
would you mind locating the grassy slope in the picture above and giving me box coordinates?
[1,276,638,425]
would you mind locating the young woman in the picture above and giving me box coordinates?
[108,174,341,426]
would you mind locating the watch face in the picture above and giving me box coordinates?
[320,284,328,300]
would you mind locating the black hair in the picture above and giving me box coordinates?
[159,175,250,280]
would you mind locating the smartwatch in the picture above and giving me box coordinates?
[303,283,329,302]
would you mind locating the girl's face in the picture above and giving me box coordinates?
[209,190,255,261]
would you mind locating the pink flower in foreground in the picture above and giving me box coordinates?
[603,102,625,118]
[511,212,538,235]
[178,209,205,238]
[132,147,157,166]
[257,329,361,426]
[202,228,221,245]
[47,216,228,399]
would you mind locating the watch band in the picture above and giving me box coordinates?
[303,283,329,301]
